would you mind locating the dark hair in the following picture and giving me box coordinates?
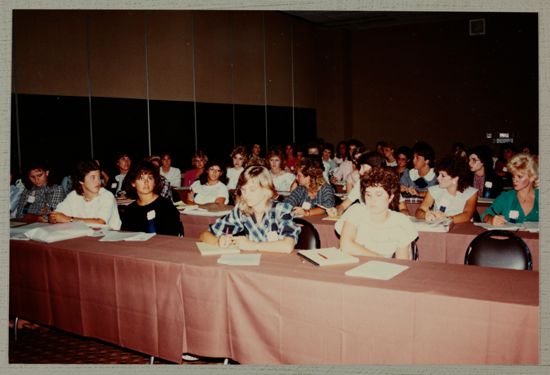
[159,151,172,159]
[435,155,471,192]
[360,167,400,210]
[396,146,412,161]
[73,160,100,195]
[115,151,131,161]
[199,160,228,185]
[266,149,286,169]
[23,161,52,189]
[355,151,384,169]
[322,142,334,154]
[412,141,435,166]
[126,161,162,195]
[467,145,495,174]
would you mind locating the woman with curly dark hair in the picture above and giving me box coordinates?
[415,155,478,224]
[335,167,417,259]
[187,159,229,204]
[284,157,335,217]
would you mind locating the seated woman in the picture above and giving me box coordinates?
[481,153,539,225]
[15,162,65,223]
[415,156,478,224]
[183,151,208,187]
[49,160,121,229]
[284,144,298,173]
[267,149,295,193]
[187,160,229,204]
[284,157,335,217]
[400,141,438,197]
[199,166,301,253]
[226,146,247,190]
[467,145,502,198]
[394,145,412,179]
[159,151,182,188]
[121,161,183,236]
[336,167,418,259]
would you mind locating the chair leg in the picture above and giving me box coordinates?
[14,317,19,341]
[149,356,155,365]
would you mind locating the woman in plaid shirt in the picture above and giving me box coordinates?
[200,166,301,253]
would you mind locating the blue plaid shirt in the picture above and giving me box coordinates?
[284,184,335,208]
[15,184,65,218]
[209,201,301,244]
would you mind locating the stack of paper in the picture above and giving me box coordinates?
[99,231,156,242]
[298,248,359,266]
[23,222,94,243]
[217,253,261,266]
[409,217,452,232]
[473,221,539,232]
[345,260,409,280]
[196,242,240,256]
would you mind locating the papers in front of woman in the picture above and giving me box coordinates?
[345,261,409,280]
[408,217,453,232]
[474,221,539,233]
[99,231,156,241]
[217,253,261,266]
[195,242,240,256]
[298,247,359,266]
[14,222,94,243]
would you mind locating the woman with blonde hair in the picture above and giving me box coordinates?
[199,165,301,253]
[284,157,335,217]
[481,153,539,225]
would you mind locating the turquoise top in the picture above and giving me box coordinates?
[480,189,539,223]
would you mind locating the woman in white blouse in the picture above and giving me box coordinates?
[226,146,247,190]
[415,155,478,224]
[267,149,295,193]
[187,160,229,205]
[159,151,182,188]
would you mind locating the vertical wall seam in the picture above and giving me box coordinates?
[86,13,94,159]
[230,13,236,148]
[262,12,268,150]
[290,20,295,143]
[191,13,198,151]
[145,12,152,156]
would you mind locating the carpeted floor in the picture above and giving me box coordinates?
[8,319,234,365]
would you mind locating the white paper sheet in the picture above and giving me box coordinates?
[99,231,156,242]
[196,242,240,256]
[345,260,409,280]
[23,222,94,243]
[473,221,538,232]
[409,217,452,232]
[217,253,261,266]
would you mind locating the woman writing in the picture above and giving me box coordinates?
[187,160,229,205]
[467,145,502,198]
[415,156,478,224]
[336,167,418,259]
[481,153,538,225]
[199,166,301,253]
[121,161,183,236]
[284,157,335,217]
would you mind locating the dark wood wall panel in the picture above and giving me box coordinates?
[234,104,266,151]
[231,11,265,105]
[88,11,147,99]
[264,12,293,107]
[267,106,293,149]
[195,103,234,161]
[14,10,88,96]
[147,11,194,101]
[194,11,233,104]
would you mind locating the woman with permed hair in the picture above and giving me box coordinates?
[335,167,418,259]
[199,165,301,253]
[226,146,248,190]
[187,159,229,205]
[284,157,336,217]
[481,153,539,225]
[415,155,478,224]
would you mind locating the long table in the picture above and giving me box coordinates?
[10,235,538,364]
[179,212,540,271]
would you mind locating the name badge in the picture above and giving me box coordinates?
[509,210,519,223]
[27,195,36,203]
[111,182,117,188]
[147,210,156,220]
[302,201,312,210]
[266,231,279,242]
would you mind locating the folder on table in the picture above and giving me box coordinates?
[298,247,359,266]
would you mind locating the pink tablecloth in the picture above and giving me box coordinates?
[10,236,538,364]
[305,216,539,271]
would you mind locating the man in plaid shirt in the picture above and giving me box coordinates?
[15,163,65,222]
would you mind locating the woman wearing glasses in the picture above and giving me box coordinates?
[199,165,301,253]
[226,146,247,190]
[187,160,229,204]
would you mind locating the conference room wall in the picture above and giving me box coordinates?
[344,13,538,158]
[11,10,317,175]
